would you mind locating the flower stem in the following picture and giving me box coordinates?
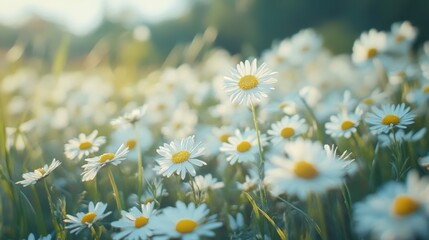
[133,124,144,199]
[250,102,267,211]
[107,168,122,216]
[43,179,62,237]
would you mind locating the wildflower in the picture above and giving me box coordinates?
[325,112,361,138]
[108,125,153,160]
[16,159,61,187]
[6,119,35,151]
[224,59,277,105]
[161,103,198,140]
[220,128,267,165]
[81,144,129,182]
[155,135,206,180]
[378,128,426,147]
[264,139,353,200]
[64,201,111,235]
[388,21,418,52]
[228,212,245,232]
[111,202,157,240]
[237,171,259,192]
[111,105,147,128]
[353,171,429,240]
[190,174,224,192]
[268,115,308,143]
[64,130,106,161]
[365,103,415,134]
[205,126,234,156]
[152,201,222,239]
[26,233,51,240]
[352,29,387,64]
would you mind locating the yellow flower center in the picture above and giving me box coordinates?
[293,161,319,179]
[367,48,378,59]
[81,212,97,224]
[278,102,287,109]
[144,198,154,204]
[79,141,93,150]
[36,168,46,175]
[236,141,251,153]
[238,75,259,90]
[171,150,191,163]
[219,134,231,143]
[341,120,354,130]
[280,127,295,139]
[392,195,420,216]
[126,139,137,150]
[134,215,149,228]
[395,34,405,43]
[98,153,115,163]
[363,98,374,105]
[175,219,198,234]
[422,85,429,94]
[381,114,400,125]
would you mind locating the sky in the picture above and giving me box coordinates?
[0,0,191,35]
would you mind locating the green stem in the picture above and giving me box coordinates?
[250,102,267,210]
[107,168,122,216]
[43,179,61,237]
[133,124,144,199]
[90,226,100,240]
[31,185,47,234]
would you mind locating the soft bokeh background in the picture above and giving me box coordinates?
[1,0,429,65]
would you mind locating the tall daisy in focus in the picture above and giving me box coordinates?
[155,135,206,180]
[82,144,129,213]
[64,130,106,161]
[354,170,429,240]
[224,59,277,105]
[152,201,222,239]
[365,103,415,134]
[64,201,111,235]
[264,139,354,200]
[111,202,157,240]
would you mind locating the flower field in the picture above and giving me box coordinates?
[1,20,429,240]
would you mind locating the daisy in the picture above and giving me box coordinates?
[264,139,353,200]
[64,130,106,161]
[237,170,259,192]
[353,171,429,240]
[26,233,51,240]
[190,174,224,192]
[365,103,415,134]
[64,201,111,235]
[205,126,234,156]
[160,103,198,141]
[108,124,153,160]
[155,135,206,180]
[352,29,387,64]
[224,59,277,105]
[220,128,268,165]
[152,201,222,239]
[81,144,129,182]
[378,128,426,147]
[228,212,245,232]
[16,159,61,187]
[267,115,308,143]
[388,21,417,52]
[325,112,361,138]
[111,202,157,240]
[111,105,148,128]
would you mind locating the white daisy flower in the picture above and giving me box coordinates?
[267,115,308,143]
[264,139,352,200]
[190,174,224,192]
[111,202,157,240]
[220,128,268,165]
[155,135,206,180]
[228,212,245,232]
[365,103,415,134]
[108,124,153,161]
[325,112,361,138]
[81,144,129,182]
[237,169,259,192]
[356,88,389,112]
[16,159,61,187]
[26,233,51,240]
[224,59,277,105]
[111,105,147,128]
[378,128,426,147]
[388,21,418,52]
[352,29,388,64]
[152,201,222,239]
[64,201,111,235]
[205,126,234,156]
[353,171,429,240]
[160,103,198,141]
[64,130,106,161]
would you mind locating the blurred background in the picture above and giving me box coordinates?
[1,0,429,67]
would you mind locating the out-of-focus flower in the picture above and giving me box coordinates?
[325,112,361,138]
[352,29,387,64]
[268,115,308,143]
[64,130,106,161]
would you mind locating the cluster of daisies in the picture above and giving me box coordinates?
[4,20,429,239]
